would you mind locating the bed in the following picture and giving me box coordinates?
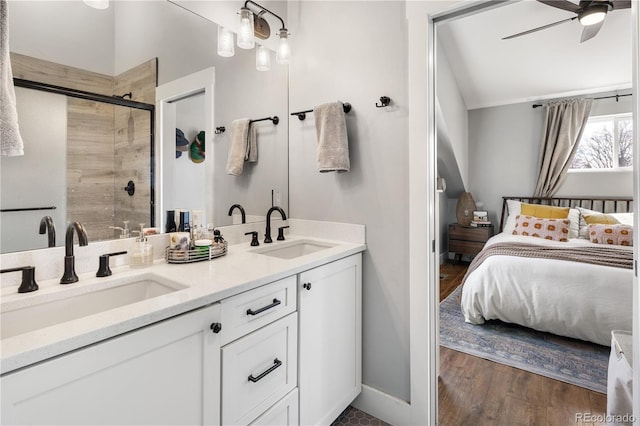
[460,196,634,346]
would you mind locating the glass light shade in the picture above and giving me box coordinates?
[83,0,108,9]
[276,29,290,64]
[256,45,271,71]
[237,8,255,49]
[217,26,235,57]
[579,6,607,26]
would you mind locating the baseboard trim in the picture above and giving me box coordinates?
[351,384,411,425]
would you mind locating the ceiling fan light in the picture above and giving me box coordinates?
[578,5,608,26]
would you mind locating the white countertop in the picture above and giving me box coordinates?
[0,234,365,375]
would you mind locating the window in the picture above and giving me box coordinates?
[570,113,633,170]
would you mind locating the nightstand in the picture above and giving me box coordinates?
[448,223,494,263]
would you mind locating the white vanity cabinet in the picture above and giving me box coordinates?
[298,253,362,426]
[0,303,222,426]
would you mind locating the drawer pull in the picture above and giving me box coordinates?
[246,298,281,316]
[248,358,282,383]
[303,282,312,290]
[210,322,222,334]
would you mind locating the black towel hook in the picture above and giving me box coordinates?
[376,96,391,108]
[215,126,226,134]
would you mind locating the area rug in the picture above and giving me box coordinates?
[440,286,610,393]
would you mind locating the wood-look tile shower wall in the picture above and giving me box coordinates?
[10,53,156,241]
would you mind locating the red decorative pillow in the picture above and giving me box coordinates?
[588,224,633,246]
[512,215,570,242]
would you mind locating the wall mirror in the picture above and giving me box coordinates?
[3,0,289,253]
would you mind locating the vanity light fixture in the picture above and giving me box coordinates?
[237,0,290,66]
[256,45,271,71]
[82,0,109,9]
[217,26,235,57]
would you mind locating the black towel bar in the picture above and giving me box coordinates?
[290,102,351,121]
[1,206,57,213]
[250,116,279,125]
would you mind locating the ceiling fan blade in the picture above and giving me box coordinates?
[611,0,632,9]
[537,0,582,13]
[502,17,576,40]
[580,19,605,42]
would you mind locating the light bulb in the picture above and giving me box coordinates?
[83,0,108,9]
[256,45,271,71]
[237,8,255,49]
[217,26,235,57]
[276,29,290,64]
[579,11,606,25]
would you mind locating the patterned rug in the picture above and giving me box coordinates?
[440,286,610,393]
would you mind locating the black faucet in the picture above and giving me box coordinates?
[39,215,56,247]
[228,204,246,224]
[264,206,287,244]
[1,266,39,293]
[60,222,89,284]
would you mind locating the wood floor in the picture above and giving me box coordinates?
[438,261,607,426]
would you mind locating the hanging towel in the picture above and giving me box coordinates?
[314,101,349,173]
[246,122,258,163]
[0,0,24,156]
[226,118,250,175]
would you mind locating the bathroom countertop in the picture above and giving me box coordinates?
[0,234,366,375]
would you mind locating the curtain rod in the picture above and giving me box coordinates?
[532,93,632,109]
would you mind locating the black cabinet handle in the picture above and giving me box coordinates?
[210,322,222,334]
[246,298,281,316]
[303,282,312,290]
[248,358,282,383]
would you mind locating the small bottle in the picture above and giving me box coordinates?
[130,230,153,268]
[165,210,176,233]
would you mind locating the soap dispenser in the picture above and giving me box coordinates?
[130,224,153,268]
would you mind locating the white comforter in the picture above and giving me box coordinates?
[460,233,633,346]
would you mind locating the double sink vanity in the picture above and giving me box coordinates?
[0,220,365,426]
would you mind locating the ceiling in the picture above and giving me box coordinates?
[437,0,633,110]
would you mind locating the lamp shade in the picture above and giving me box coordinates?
[217,26,235,57]
[256,45,271,71]
[276,29,290,64]
[237,7,255,49]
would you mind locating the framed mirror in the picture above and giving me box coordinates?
[3,0,289,253]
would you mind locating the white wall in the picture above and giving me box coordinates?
[288,1,410,402]
[8,0,114,75]
[468,90,634,228]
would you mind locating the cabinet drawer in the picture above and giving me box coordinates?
[250,388,299,426]
[222,313,298,426]
[449,224,493,242]
[449,240,485,256]
[220,276,296,345]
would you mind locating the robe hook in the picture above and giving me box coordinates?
[376,96,391,108]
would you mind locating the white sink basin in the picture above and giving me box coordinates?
[1,275,187,339]
[252,239,336,259]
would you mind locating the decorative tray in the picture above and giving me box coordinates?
[165,241,228,264]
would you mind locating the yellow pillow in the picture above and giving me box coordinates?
[584,214,620,225]
[520,203,570,219]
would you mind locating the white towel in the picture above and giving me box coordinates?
[226,118,250,176]
[0,0,24,157]
[314,101,349,173]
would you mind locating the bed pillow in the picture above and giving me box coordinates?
[610,212,634,226]
[512,215,571,242]
[520,203,570,219]
[583,214,620,225]
[588,224,633,246]
[503,200,578,238]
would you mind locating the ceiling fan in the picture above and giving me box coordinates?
[502,0,631,43]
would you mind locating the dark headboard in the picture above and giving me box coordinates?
[499,196,634,232]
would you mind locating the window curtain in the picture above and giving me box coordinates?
[533,98,593,197]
